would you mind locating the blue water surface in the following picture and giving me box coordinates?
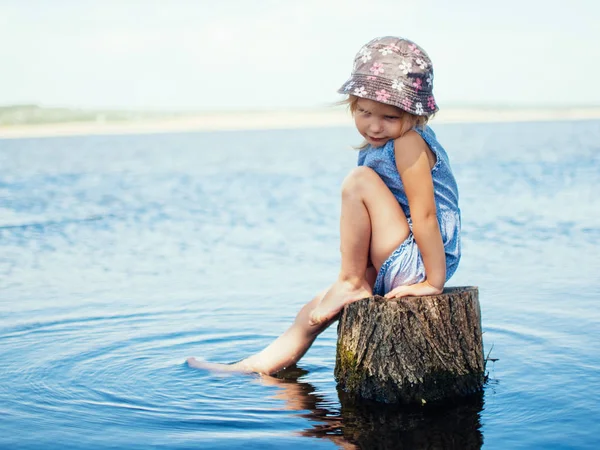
[1,120,599,449]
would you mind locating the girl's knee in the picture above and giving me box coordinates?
[342,166,379,196]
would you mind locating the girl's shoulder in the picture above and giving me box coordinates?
[410,125,439,148]
[392,129,430,156]
[406,125,449,163]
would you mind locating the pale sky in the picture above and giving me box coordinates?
[1,0,598,111]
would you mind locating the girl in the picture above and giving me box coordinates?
[188,36,461,375]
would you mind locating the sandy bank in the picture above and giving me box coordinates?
[1,107,599,140]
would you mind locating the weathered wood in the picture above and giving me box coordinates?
[335,286,484,404]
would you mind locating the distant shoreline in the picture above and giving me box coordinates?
[1,107,600,140]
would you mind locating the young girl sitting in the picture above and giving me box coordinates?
[188,36,461,375]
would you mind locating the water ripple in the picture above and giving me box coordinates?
[1,122,600,449]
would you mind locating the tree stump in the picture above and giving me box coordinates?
[335,286,484,405]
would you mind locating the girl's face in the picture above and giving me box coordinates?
[353,98,406,147]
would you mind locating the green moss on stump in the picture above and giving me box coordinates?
[335,341,364,393]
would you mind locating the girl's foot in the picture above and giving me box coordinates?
[186,357,254,373]
[308,279,371,326]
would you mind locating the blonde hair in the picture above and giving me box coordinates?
[343,95,431,149]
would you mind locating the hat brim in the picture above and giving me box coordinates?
[337,74,438,116]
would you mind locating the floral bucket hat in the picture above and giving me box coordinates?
[338,36,438,116]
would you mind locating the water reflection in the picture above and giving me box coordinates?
[262,366,484,450]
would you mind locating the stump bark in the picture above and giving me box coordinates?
[335,286,484,405]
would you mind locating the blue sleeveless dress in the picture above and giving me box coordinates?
[357,126,461,296]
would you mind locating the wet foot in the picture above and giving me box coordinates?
[309,279,372,326]
[186,357,253,373]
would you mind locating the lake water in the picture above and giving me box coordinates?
[1,120,599,449]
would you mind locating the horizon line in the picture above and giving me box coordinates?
[2,103,600,114]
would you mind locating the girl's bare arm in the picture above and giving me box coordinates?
[386,131,446,298]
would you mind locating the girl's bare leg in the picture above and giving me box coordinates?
[187,167,409,374]
[187,268,378,375]
[309,166,411,325]
[188,288,331,375]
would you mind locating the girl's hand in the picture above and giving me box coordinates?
[384,280,442,299]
